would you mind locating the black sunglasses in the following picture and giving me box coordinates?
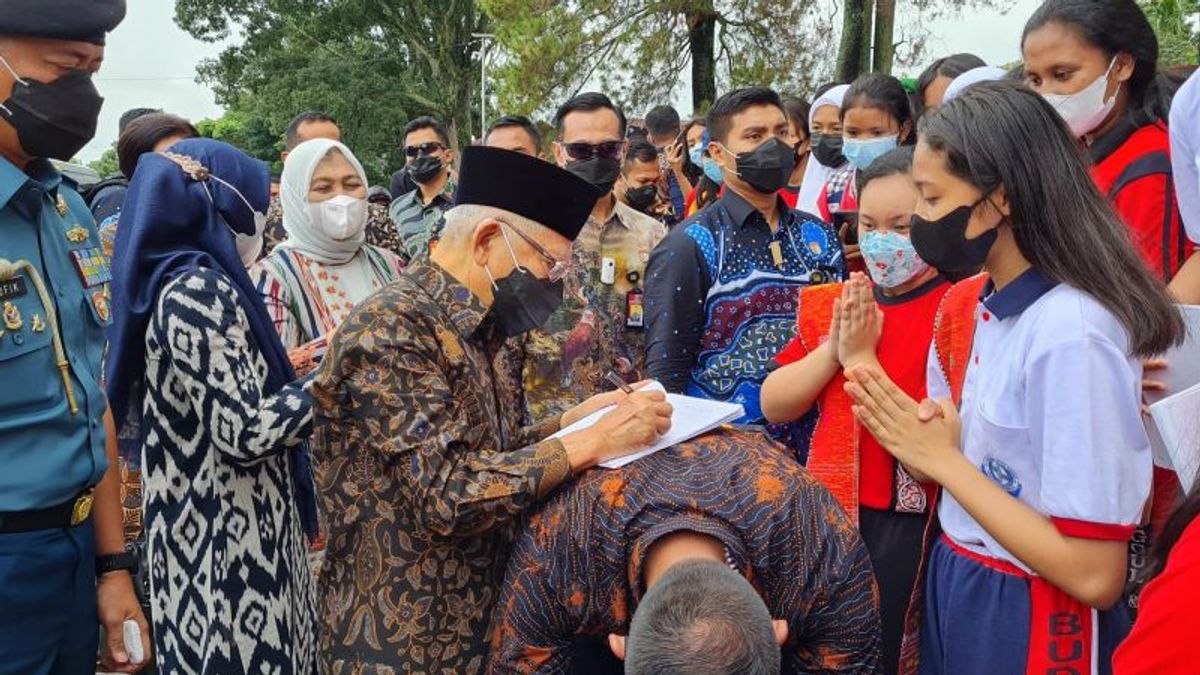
[404,141,445,158]
[558,140,625,162]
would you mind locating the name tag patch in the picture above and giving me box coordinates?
[0,276,27,302]
[70,247,112,288]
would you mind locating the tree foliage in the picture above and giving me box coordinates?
[1140,0,1200,66]
[173,0,487,184]
[87,145,119,178]
[479,0,835,117]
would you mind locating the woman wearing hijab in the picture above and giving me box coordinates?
[252,139,403,374]
[106,139,319,675]
[796,84,850,216]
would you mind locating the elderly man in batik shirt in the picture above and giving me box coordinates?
[311,147,674,674]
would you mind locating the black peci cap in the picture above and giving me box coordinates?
[454,146,601,241]
[0,0,127,45]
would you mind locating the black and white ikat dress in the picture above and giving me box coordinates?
[141,268,317,674]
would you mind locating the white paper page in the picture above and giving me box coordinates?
[550,382,745,469]
[1146,305,1200,404]
[1148,380,1200,492]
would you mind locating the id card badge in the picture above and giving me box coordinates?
[626,287,644,329]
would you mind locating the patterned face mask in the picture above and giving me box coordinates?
[859,229,930,288]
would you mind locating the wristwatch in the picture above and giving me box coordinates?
[96,551,137,577]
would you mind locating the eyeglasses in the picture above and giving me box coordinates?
[404,141,445,158]
[499,221,571,282]
[558,140,625,162]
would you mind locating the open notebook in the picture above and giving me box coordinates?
[1148,380,1200,493]
[551,381,745,469]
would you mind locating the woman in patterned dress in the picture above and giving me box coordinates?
[252,139,404,375]
[106,138,319,674]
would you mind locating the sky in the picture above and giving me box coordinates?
[80,0,1043,164]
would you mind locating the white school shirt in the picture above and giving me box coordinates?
[1169,69,1200,243]
[927,269,1150,572]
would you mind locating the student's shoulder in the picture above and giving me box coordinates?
[1026,284,1130,352]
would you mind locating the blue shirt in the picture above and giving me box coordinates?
[644,189,845,424]
[0,157,110,510]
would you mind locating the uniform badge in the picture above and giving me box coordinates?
[70,248,112,288]
[31,314,45,333]
[65,226,90,244]
[92,290,111,323]
[2,301,22,330]
[56,194,69,217]
[0,276,27,302]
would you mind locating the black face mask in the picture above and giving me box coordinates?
[566,156,622,194]
[624,184,658,213]
[811,134,846,168]
[487,265,565,338]
[0,63,103,161]
[408,155,444,184]
[910,196,999,273]
[727,137,796,195]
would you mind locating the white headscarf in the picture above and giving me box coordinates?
[943,66,1007,104]
[797,84,851,215]
[278,138,369,265]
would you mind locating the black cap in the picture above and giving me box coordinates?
[0,0,127,45]
[455,146,601,241]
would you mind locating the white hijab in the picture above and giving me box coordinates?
[797,84,851,215]
[278,138,369,265]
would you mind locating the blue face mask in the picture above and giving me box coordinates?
[859,229,931,288]
[842,135,899,170]
[688,144,704,167]
[702,156,723,184]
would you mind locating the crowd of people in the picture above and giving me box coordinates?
[3,0,1200,674]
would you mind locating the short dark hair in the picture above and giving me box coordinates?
[626,560,780,675]
[782,96,811,141]
[119,108,160,134]
[644,105,681,139]
[553,92,627,139]
[915,54,987,116]
[705,87,784,145]
[843,73,915,144]
[402,115,451,147]
[117,113,199,179]
[856,145,914,195]
[285,111,339,151]
[624,139,659,170]
[486,114,541,149]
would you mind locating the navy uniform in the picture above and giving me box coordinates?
[0,3,138,674]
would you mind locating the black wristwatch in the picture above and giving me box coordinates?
[96,551,137,577]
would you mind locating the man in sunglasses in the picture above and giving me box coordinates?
[312,146,674,674]
[508,92,667,429]
[389,115,456,263]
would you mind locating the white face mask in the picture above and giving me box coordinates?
[234,210,267,267]
[1041,57,1120,138]
[308,194,367,241]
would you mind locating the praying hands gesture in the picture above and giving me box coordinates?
[843,364,958,483]
[834,273,884,370]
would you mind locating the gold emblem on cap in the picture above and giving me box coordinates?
[92,290,110,323]
[2,301,21,330]
[31,314,45,333]
[56,194,68,217]
[66,226,90,243]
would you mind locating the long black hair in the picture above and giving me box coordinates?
[920,81,1183,357]
[676,118,705,187]
[915,53,987,117]
[842,73,916,145]
[1023,0,1172,124]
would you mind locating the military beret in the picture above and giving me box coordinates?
[455,146,601,241]
[0,0,126,45]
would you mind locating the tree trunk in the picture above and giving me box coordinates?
[686,3,718,112]
[836,0,870,83]
[872,0,896,74]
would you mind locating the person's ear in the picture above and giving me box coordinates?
[1114,52,1136,84]
[772,620,789,646]
[991,184,1012,219]
[608,634,626,661]
[444,147,455,167]
[553,142,568,168]
[471,218,503,267]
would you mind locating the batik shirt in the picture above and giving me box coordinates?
[389,182,455,263]
[515,201,667,423]
[487,427,881,674]
[311,259,570,674]
[644,190,844,423]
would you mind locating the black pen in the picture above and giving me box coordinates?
[605,371,635,394]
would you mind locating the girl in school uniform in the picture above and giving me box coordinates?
[762,145,949,675]
[844,81,1183,675]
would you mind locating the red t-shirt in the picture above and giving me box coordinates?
[1113,515,1200,674]
[1089,120,1192,281]
[774,276,950,510]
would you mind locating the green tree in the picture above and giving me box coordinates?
[174,0,487,183]
[88,145,119,177]
[1140,0,1199,66]
[479,0,833,116]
